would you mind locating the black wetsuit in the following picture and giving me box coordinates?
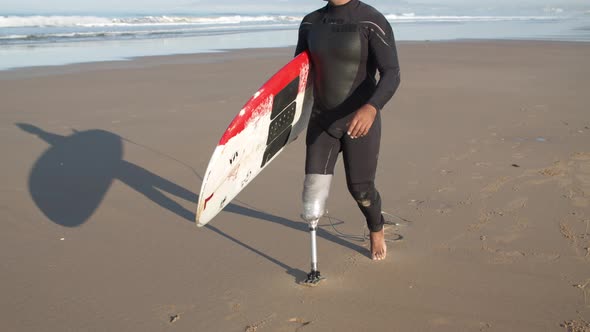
[295,0,400,232]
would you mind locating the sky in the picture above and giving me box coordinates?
[1,0,589,15]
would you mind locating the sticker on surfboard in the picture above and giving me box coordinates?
[196,51,313,226]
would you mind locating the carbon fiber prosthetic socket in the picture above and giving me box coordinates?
[301,174,333,225]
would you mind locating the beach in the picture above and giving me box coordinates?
[1,40,589,331]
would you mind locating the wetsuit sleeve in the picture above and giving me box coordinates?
[295,20,311,56]
[365,14,401,111]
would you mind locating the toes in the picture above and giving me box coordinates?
[371,250,386,261]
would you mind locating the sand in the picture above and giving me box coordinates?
[1,41,589,331]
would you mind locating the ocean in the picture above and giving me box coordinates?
[1,11,590,70]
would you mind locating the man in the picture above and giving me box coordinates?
[296,0,401,260]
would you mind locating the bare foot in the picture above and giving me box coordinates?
[370,229,387,261]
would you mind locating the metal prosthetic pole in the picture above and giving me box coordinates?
[304,218,322,285]
[301,174,331,286]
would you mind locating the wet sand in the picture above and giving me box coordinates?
[1,41,589,331]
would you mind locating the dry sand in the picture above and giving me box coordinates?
[1,41,589,331]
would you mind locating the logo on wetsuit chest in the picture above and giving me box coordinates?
[322,18,358,33]
[322,17,344,24]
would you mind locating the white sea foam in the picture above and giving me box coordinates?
[0,26,211,39]
[384,14,559,23]
[110,15,302,26]
[0,34,28,40]
[0,15,112,28]
[0,13,563,29]
[544,7,565,14]
[0,15,302,28]
[0,12,571,46]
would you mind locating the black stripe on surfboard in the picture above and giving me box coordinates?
[261,76,300,168]
[266,101,296,146]
[261,124,292,168]
[270,77,299,120]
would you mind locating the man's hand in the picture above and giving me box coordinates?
[347,104,377,139]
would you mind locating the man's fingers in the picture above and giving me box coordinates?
[351,123,364,138]
[360,126,369,137]
[348,107,375,138]
[348,119,368,138]
[358,124,369,137]
[347,118,360,137]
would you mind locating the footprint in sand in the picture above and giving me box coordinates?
[489,215,533,247]
[492,230,523,244]
[559,218,590,258]
[480,176,511,196]
[503,197,528,214]
[507,153,590,209]
[288,317,312,331]
[224,301,242,321]
[511,218,530,233]
[436,186,456,193]
[153,304,194,325]
[483,246,526,265]
[245,313,276,332]
[512,152,526,160]
[468,209,500,232]
[573,152,590,161]
[561,319,590,331]
[573,278,590,308]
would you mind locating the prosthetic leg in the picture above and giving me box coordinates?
[300,174,332,286]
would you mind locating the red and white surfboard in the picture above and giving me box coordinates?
[196,52,313,226]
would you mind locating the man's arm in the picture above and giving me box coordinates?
[365,13,401,111]
[295,20,312,56]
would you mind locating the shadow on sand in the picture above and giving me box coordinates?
[17,123,367,282]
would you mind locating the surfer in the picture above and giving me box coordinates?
[296,0,401,260]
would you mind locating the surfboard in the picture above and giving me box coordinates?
[196,51,313,227]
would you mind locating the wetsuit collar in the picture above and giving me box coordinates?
[326,0,357,10]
